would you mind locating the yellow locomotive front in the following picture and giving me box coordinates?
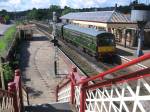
[97,33,116,59]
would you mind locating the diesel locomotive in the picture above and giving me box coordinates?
[56,24,116,59]
[35,21,116,59]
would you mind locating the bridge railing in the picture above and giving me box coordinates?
[0,69,24,112]
[0,89,14,112]
[56,53,150,112]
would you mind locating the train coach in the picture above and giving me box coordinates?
[61,24,116,59]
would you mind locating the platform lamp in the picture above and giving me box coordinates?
[52,12,59,75]
[131,1,150,57]
[0,56,5,90]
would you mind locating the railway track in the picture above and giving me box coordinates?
[37,26,98,76]
[33,22,148,79]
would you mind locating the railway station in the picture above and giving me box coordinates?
[0,0,150,112]
[60,11,150,48]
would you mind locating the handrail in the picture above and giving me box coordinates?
[0,88,14,95]
[58,79,71,90]
[119,55,148,69]
[78,53,150,84]
[56,53,150,112]
[84,68,150,90]
[22,85,30,106]
[0,69,24,112]
[0,89,14,112]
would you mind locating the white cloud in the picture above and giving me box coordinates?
[0,0,135,11]
[9,0,21,5]
[60,0,68,8]
[0,0,21,11]
[59,0,130,8]
[60,0,109,8]
[31,0,51,9]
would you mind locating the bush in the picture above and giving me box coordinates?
[3,63,13,82]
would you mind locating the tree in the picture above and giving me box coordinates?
[27,8,38,20]
[0,9,7,16]
[61,6,73,16]
[49,5,61,11]
[4,15,10,24]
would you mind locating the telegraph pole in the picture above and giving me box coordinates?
[52,12,59,75]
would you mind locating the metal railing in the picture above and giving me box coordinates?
[22,85,30,106]
[0,69,25,112]
[0,89,14,112]
[56,53,150,112]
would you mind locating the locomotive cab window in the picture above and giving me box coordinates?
[98,35,115,46]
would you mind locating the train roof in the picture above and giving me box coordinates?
[63,24,109,37]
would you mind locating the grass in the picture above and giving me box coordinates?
[0,25,16,55]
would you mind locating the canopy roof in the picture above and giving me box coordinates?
[60,11,131,23]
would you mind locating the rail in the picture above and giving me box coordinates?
[0,69,25,112]
[56,53,150,112]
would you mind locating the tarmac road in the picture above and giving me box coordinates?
[0,23,13,37]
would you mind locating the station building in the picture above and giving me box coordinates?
[60,11,150,48]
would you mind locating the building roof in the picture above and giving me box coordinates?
[64,24,109,37]
[60,11,131,23]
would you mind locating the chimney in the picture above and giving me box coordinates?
[114,3,118,11]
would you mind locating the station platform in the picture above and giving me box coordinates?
[19,29,79,105]
[116,45,150,67]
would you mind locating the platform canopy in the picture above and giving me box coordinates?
[60,11,137,29]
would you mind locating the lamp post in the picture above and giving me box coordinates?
[131,2,150,57]
[52,12,59,75]
[136,21,146,56]
[0,57,5,90]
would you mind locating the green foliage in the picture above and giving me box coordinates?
[27,5,62,20]
[50,5,61,11]
[0,10,10,24]
[0,9,8,16]
[3,63,13,82]
[4,15,10,22]
[117,6,131,14]
[0,4,134,21]
[27,8,38,20]
[61,6,72,16]
[0,25,16,55]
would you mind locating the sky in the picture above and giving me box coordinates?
[0,0,148,11]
